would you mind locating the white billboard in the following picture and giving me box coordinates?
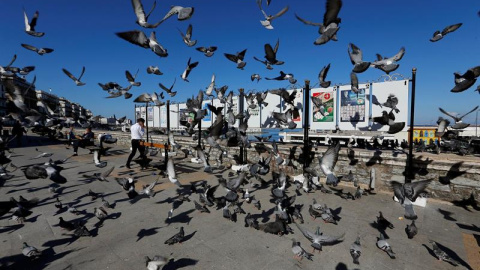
[310,87,336,131]
[338,83,371,131]
[260,91,281,128]
[284,89,303,124]
[370,80,409,132]
[160,105,167,128]
[201,100,212,127]
[169,103,179,129]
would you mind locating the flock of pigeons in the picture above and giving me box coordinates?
[0,0,478,269]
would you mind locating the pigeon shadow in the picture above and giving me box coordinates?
[456,223,480,233]
[437,208,457,221]
[165,209,195,225]
[370,221,390,239]
[335,262,349,270]
[41,237,77,248]
[0,224,24,234]
[136,227,162,242]
[0,246,83,270]
[365,150,383,166]
[163,258,199,270]
[182,230,197,242]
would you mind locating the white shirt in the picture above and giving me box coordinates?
[130,123,145,140]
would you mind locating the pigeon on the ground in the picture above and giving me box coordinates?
[350,237,361,264]
[22,242,41,258]
[291,238,313,261]
[164,227,184,245]
[406,220,417,239]
[429,240,458,266]
[145,255,169,270]
[377,233,395,259]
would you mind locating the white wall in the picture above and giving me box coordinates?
[370,80,409,132]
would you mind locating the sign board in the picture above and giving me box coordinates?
[337,83,370,131]
[310,87,336,130]
[370,80,409,132]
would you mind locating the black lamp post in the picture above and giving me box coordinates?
[406,68,417,183]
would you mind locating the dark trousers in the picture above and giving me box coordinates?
[126,139,146,166]
[73,139,91,152]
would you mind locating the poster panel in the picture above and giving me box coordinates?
[370,80,409,132]
[201,100,212,127]
[260,91,281,128]
[285,89,303,123]
[160,105,167,127]
[169,103,179,128]
[338,83,370,131]
[310,87,336,130]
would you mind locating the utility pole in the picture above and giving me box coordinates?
[238,88,245,164]
[303,80,311,171]
[406,68,417,183]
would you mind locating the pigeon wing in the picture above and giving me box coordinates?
[294,223,315,241]
[101,166,115,178]
[323,0,342,26]
[390,181,405,202]
[458,105,479,120]
[409,179,432,201]
[62,68,78,81]
[442,23,462,35]
[271,6,289,20]
[295,13,322,26]
[439,107,460,122]
[21,44,38,52]
[116,30,150,48]
[320,142,340,171]
[131,0,147,22]
[392,47,405,61]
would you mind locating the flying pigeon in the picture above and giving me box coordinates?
[224,49,247,69]
[196,46,217,57]
[451,66,480,92]
[147,66,163,75]
[251,74,261,82]
[295,0,343,45]
[181,57,199,82]
[348,43,370,73]
[319,64,331,88]
[266,71,297,84]
[320,141,340,186]
[391,179,432,204]
[62,67,86,86]
[21,44,53,55]
[125,69,141,87]
[295,223,344,252]
[23,9,44,37]
[430,23,462,42]
[178,24,197,47]
[371,47,405,74]
[439,106,479,129]
[160,6,194,23]
[257,0,289,30]
[116,30,168,57]
[131,0,162,28]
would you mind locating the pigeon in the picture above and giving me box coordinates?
[94,207,108,222]
[430,23,462,42]
[160,6,194,23]
[205,74,216,97]
[309,205,322,219]
[350,237,362,264]
[391,179,432,204]
[58,217,77,231]
[295,223,344,252]
[101,197,113,209]
[116,30,168,57]
[147,66,163,75]
[295,0,342,45]
[251,74,261,82]
[320,142,340,186]
[139,178,158,197]
[350,72,359,95]
[372,110,405,134]
[224,49,247,69]
[196,46,217,57]
[435,117,450,137]
[244,213,259,229]
[164,227,184,245]
[23,9,44,37]
[158,78,177,97]
[451,66,480,92]
[194,200,210,213]
[377,211,394,230]
[405,220,417,239]
[91,166,114,182]
[271,111,297,129]
[439,105,479,129]
[145,255,169,270]
[181,57,199,82]
[178,24,197,47]
[263,39,284,65]
[166,159,181,187]
[257,0,289,30]
[321,205,337,224]
[55,197,62,209]
[429,240,458,266]
[125,70,141,87]
[253,56,273,70]
[131,0,162,28]
[291,238,313,261]
[371,47,405,74]
[22,242,42,258]
[62,67,86,86]
[319,64,331,88]
[377,233,395,259]
[348,43,370,73]
[266,71,297,84]
[403,199,417,220]
[21,44,54,55]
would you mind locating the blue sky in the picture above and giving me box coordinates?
[0,0,479,125]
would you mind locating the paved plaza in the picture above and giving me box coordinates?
[0,135,479,270]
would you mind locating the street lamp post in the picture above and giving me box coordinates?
[476,110,479,138]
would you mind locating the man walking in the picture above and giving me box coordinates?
[126,118,146,169]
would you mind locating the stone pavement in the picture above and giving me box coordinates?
[0,135,479,270]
